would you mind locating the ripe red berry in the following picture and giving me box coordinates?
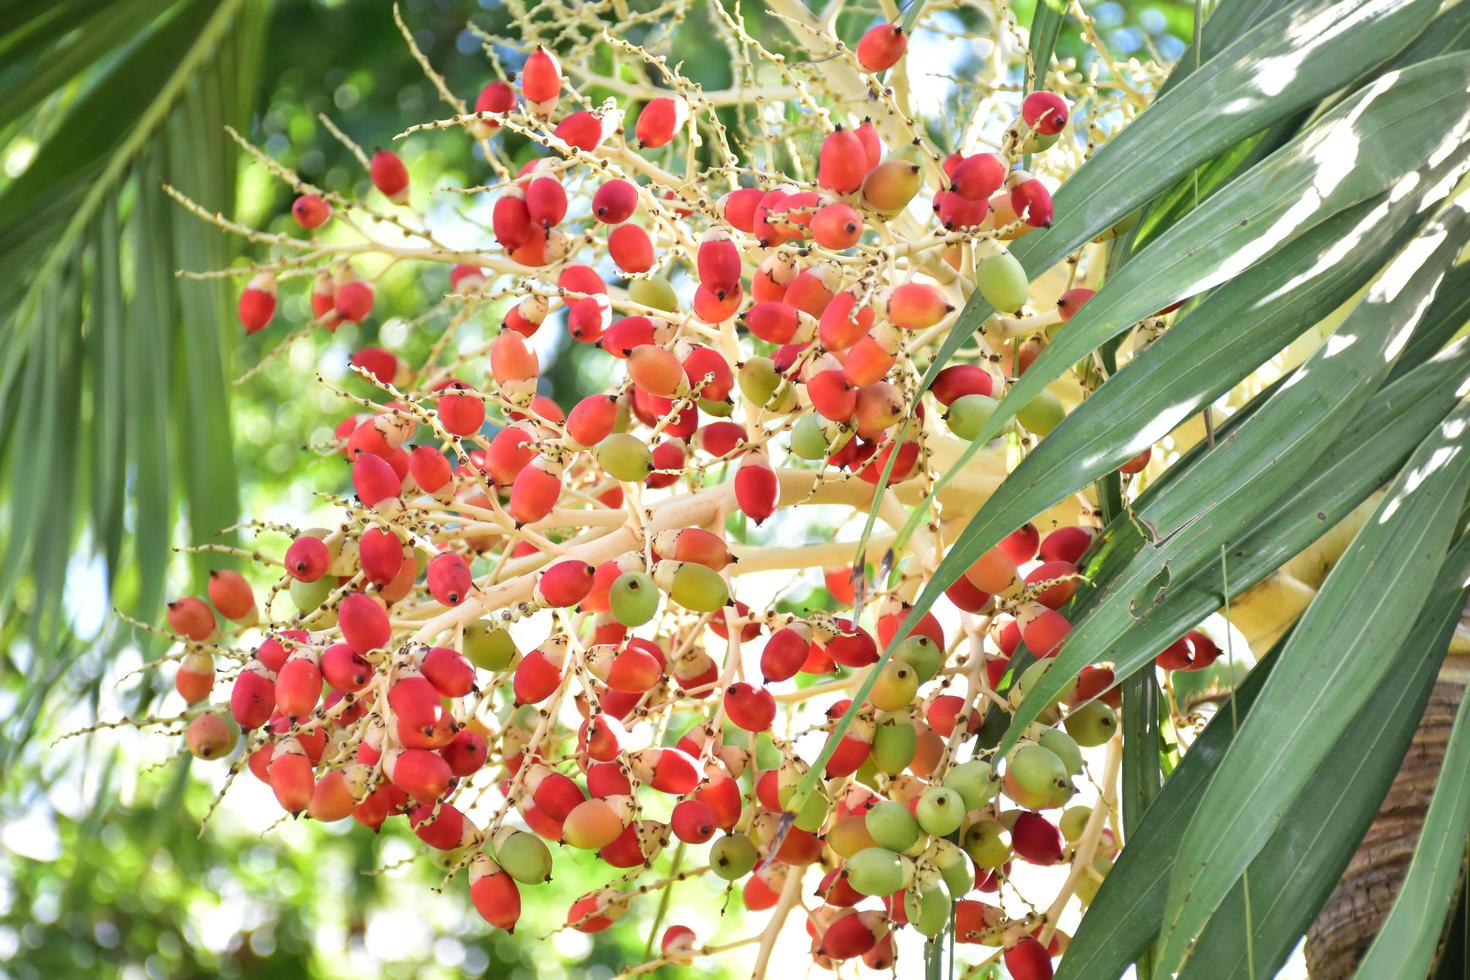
[207,569,255,622]
[427,552,472,606]
[370,150,410,204]
[592,179,639,224]
[166,596,216,641]
[1021,91,1069,135]
[818,128,870,194]
[724,682,777,732]
[437,381,486,436]
[521,46,562,114]
[291,194,330,229]
[856,23,907,72]
[237,272,276,334]
[635,96,689,148]
[339,592,390,653]
[734,453,779,524]
[608,223,654,273]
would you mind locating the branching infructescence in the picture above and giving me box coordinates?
[93,5,1238,978]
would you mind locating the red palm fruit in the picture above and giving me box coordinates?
[723,186,765,232]
[670,799,717,844]
[817,867,864,907]
[351,786,393,831]
[954,900,1004,943]
[999,522,1041,564]
[854,382,903,440]
[410,801,467,850]
[754,190,795,245]
[588,180,638,227]
[762,622,813,682]
[370,150,410,204]
[600,819,662,868]
[427,552,472,606]
[493,187,531,250]
[166,595,215,641]
[470,855,522,931]
[628,344,684,396]
[1040,525,1093,565]
[554,109,605,151]
[559,263,606,297]
[1120,446,1152,475]
[856,23,907,71]
[175,651,215,704]
[388,676,440,736]
[682,343,734,400]
[697,227,742,295]
[603,315,661,356]
[1004,937,1055,980]
[885,281,952,329]
[965,547,1017,594]
[709,601,761,644]
[745,866,788,910]
[994,617,1022,658]
[927,693,981,737]
[386,747,452,803]
[526,763,585,820]
[443,728,488,776]
[662,924,697,963]
[877,602,944,649]
[820,290,875,352]
[608,223,654,273]
[946,575,990,613]
[785,264,839,317]
[346,417,392,458]
[568,890,629,934]
[535,559,594,607]
[652,528,733,570]
[307,769,357,821]
[237,272,276,333]
[525,176,568,228]
[519,801,563,841]
[310,271,340,329]
[508,455,562,525]
[950,152,1006,201]
[491,323,540,386]
[854,119,883,168]
[339,592,390,653]
[812,202,864,250]
[1017,602,1071,657]
[582,560,624,614]
[291,194,330,229]
[824,566,857,604]
[321,643,372,693]
[646,439,687,490]
[283,537,330,581]
[1156,630,1221,671]
[351,347,400,385]
[436,381,485,436]
[1021,90,1069,135]
[819,127,870,193]
[742,301,802,344]
[843,329,899,386]
[1057,286,1095,321]
[581,712,627,762]
[1007,171,1054,227]
[932,363,995,404]
[603,643,664,693]
[691,282,741,323]
[471,78,516,136]
[734,453,780,524]
[673,646,719,691]
[421,646,474,697]
[408,445,452,497]
[335,274,376,324]
[1071,663,1118,706]
[353,452,402,508]
[819,620,879,668]
[514,637,569,704]
[485,423,536,484]
[696,771,743,829]
[724,682,777,732]
[778,189,821,234]
[695,421,747,458]
[1025,560,1079,609]
[256,633,301,674]
[269,740,314,813]
[754,770,782,811]
[826,729,873,777]
[207,570,255,622]
[753,250,797,302]
[635,95,689,147]
[859,439,918,485]
[629,747,701,794]
[566,394,619,448]
[276,651,322,719]
[1012,811,1064,864]
[933,189,990,230]
[520,46,561,113]
[588,760,633,798]
[358,528,403,587]
[821,909,888,960]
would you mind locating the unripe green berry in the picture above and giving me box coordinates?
[1064,700,1118,747]
[942,758,996,810]
[790,413,830,460]
[865,800,922,853]
[1060,805,1092,843]
[975,250,1030,313]
[961,818,1010,869]
[1039,727,1083,775]
[609,571,659,627]
[628,276,679,312]
[870,660,919,712]
[596,432,654,482]
[1016,389,1065,436]
[494,830,553,883]
[711,834,758,880]
[946,393,999,441]
[1007,742,1069,797]
[464,620,518,670]
[904,878,952,937]
[915,786,965,837]
[654,560,729,612]
[872,715,918,774]
[895,635,943,682]
[845,846,905,896]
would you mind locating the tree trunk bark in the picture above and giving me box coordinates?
[1304,606,1470,979]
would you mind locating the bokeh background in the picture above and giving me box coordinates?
[0,2,1194,977]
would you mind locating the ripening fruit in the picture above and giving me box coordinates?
[818,128,869,194]
[237,272,276,334]
[869,660,919,712]
[894,634,943,682]
[1022,91,1069,135]
[167,596,216,641]
[711,833,759,880]
[564,798,627,849]
[862,159,922,214]
[915,786,965,836]
[856,23,907,72]
[845,847,905,896]
[885,282,951,329]
[596,432,653,482]
[1017,390,1065,435]
[962,818,1011,869]
[208,570,255,623]
[812,203,864,250]
[609,571,659,626]
[976,250,1030,312]
[865,800,921,853]
[635,95,689,148]
[370,150,410,204]
[1065,700,1118,746]
[494,828,553,884]
[185,713,236,760]
[292,194,330,229]
[1057,287,1095,322]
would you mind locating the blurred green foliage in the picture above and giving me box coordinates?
[0,2,1193,977]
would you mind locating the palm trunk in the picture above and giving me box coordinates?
[1304,607,1470,978]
